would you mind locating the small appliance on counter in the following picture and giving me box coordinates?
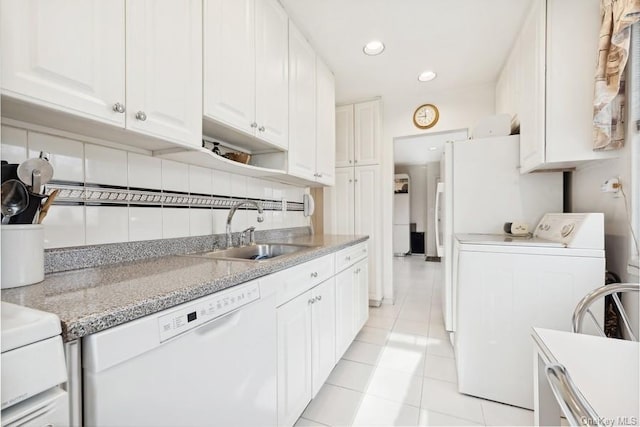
[1,301,69,425]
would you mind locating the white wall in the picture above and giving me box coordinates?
[571,51,639,333]
[381,82,497,301]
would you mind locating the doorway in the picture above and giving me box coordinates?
[392,129,468,260]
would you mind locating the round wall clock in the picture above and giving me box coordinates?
[413,104,439,129]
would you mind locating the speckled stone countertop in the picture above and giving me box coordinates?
[1,234,367,341]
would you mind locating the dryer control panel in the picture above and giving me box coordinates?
[534,213,604,249]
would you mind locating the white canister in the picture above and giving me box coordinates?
[1,224,45,289]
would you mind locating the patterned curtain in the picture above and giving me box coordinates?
[593,0,640,150]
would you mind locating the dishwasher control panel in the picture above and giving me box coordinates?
[158,282,260,342]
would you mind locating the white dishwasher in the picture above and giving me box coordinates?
[83,279,277,427]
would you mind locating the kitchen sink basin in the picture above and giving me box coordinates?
[193,243,314,262]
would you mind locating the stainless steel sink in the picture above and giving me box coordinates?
[193,243,314,262]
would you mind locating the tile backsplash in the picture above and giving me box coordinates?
[1,125,309,249]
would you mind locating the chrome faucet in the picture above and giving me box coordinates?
[226,200,264,248]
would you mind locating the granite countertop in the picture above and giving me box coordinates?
[1,234,367,341]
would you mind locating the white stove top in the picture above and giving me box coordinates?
[1,302,61,353]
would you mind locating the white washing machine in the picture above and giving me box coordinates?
[454,213,605,410]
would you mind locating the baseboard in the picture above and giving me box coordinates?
[425,256,441,262]
[368,299,382,307]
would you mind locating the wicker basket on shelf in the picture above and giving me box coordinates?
[223,152,251,164]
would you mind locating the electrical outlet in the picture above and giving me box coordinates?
[601,177,621,193]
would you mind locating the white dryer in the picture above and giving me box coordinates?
[454,213,605,410]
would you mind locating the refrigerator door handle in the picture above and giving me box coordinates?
[435,182,444,257]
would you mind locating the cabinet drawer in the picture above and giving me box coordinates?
[269,254,335,307]
[335,242,367,273]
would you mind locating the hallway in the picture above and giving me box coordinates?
[295,256,535,426]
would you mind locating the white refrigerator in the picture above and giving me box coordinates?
[393,174,410,255]
[434,135,563,332]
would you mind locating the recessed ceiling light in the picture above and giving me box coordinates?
[363,40,385,56]
[418,70,437,82]
[429,146,438,151]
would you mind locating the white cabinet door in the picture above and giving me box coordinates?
[311,278,336,397]
[203,0,255,136]
[354,258,369,332]
[1,0,125,126]
[315,58,336,186]
[332,168,355,235]
[287,21,317,181]
[277,291,313,427]
[126,0,202,147]
[354,165,380,302]
[255,0,289,149]
[354,100,381,166]
[517,0,546,173]
[335,105,354,167]
[335,266,355,360]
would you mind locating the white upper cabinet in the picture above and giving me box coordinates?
[315,58,336,186]
[354,100,381,166]
[335,100,381,167]
[203,0,256,137]
[1,0,125,127]
[335,105,354,167]
[287,21,317,181]
[203,0,288,150]
[496,0,617,173]
[255,0,289,148]
[1,0,202,148]
[126,0,202,146]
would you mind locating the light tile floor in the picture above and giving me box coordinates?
[295,256,535,427]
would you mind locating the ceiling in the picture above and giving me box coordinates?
[279,0,532,104]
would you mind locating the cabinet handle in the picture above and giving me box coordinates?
[354,179,358,183]
[112,103,126,113]
[308,298,315,305]
[135,111,147,121]
[349,160,352,164]
[316,295,322,302]
[354,159,358,164]
[345,256,351,261]
[258,126,265,132]
[251,122,258,128]
[317,173,322,178]
[349,179,353,183]
[310,272,318,278]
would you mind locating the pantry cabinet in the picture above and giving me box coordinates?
[496,0,617,173]
[335,100,381,167]
[276,278,336,427]
[325,165,381,304]
[1,0,202,148]
[204,0,289,150]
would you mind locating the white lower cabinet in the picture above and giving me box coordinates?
[277,288,313,427]
[274,242,368,427]
[277,278,336,426]
[335,258,369,360]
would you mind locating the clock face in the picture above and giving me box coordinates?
[413,104,439,129]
